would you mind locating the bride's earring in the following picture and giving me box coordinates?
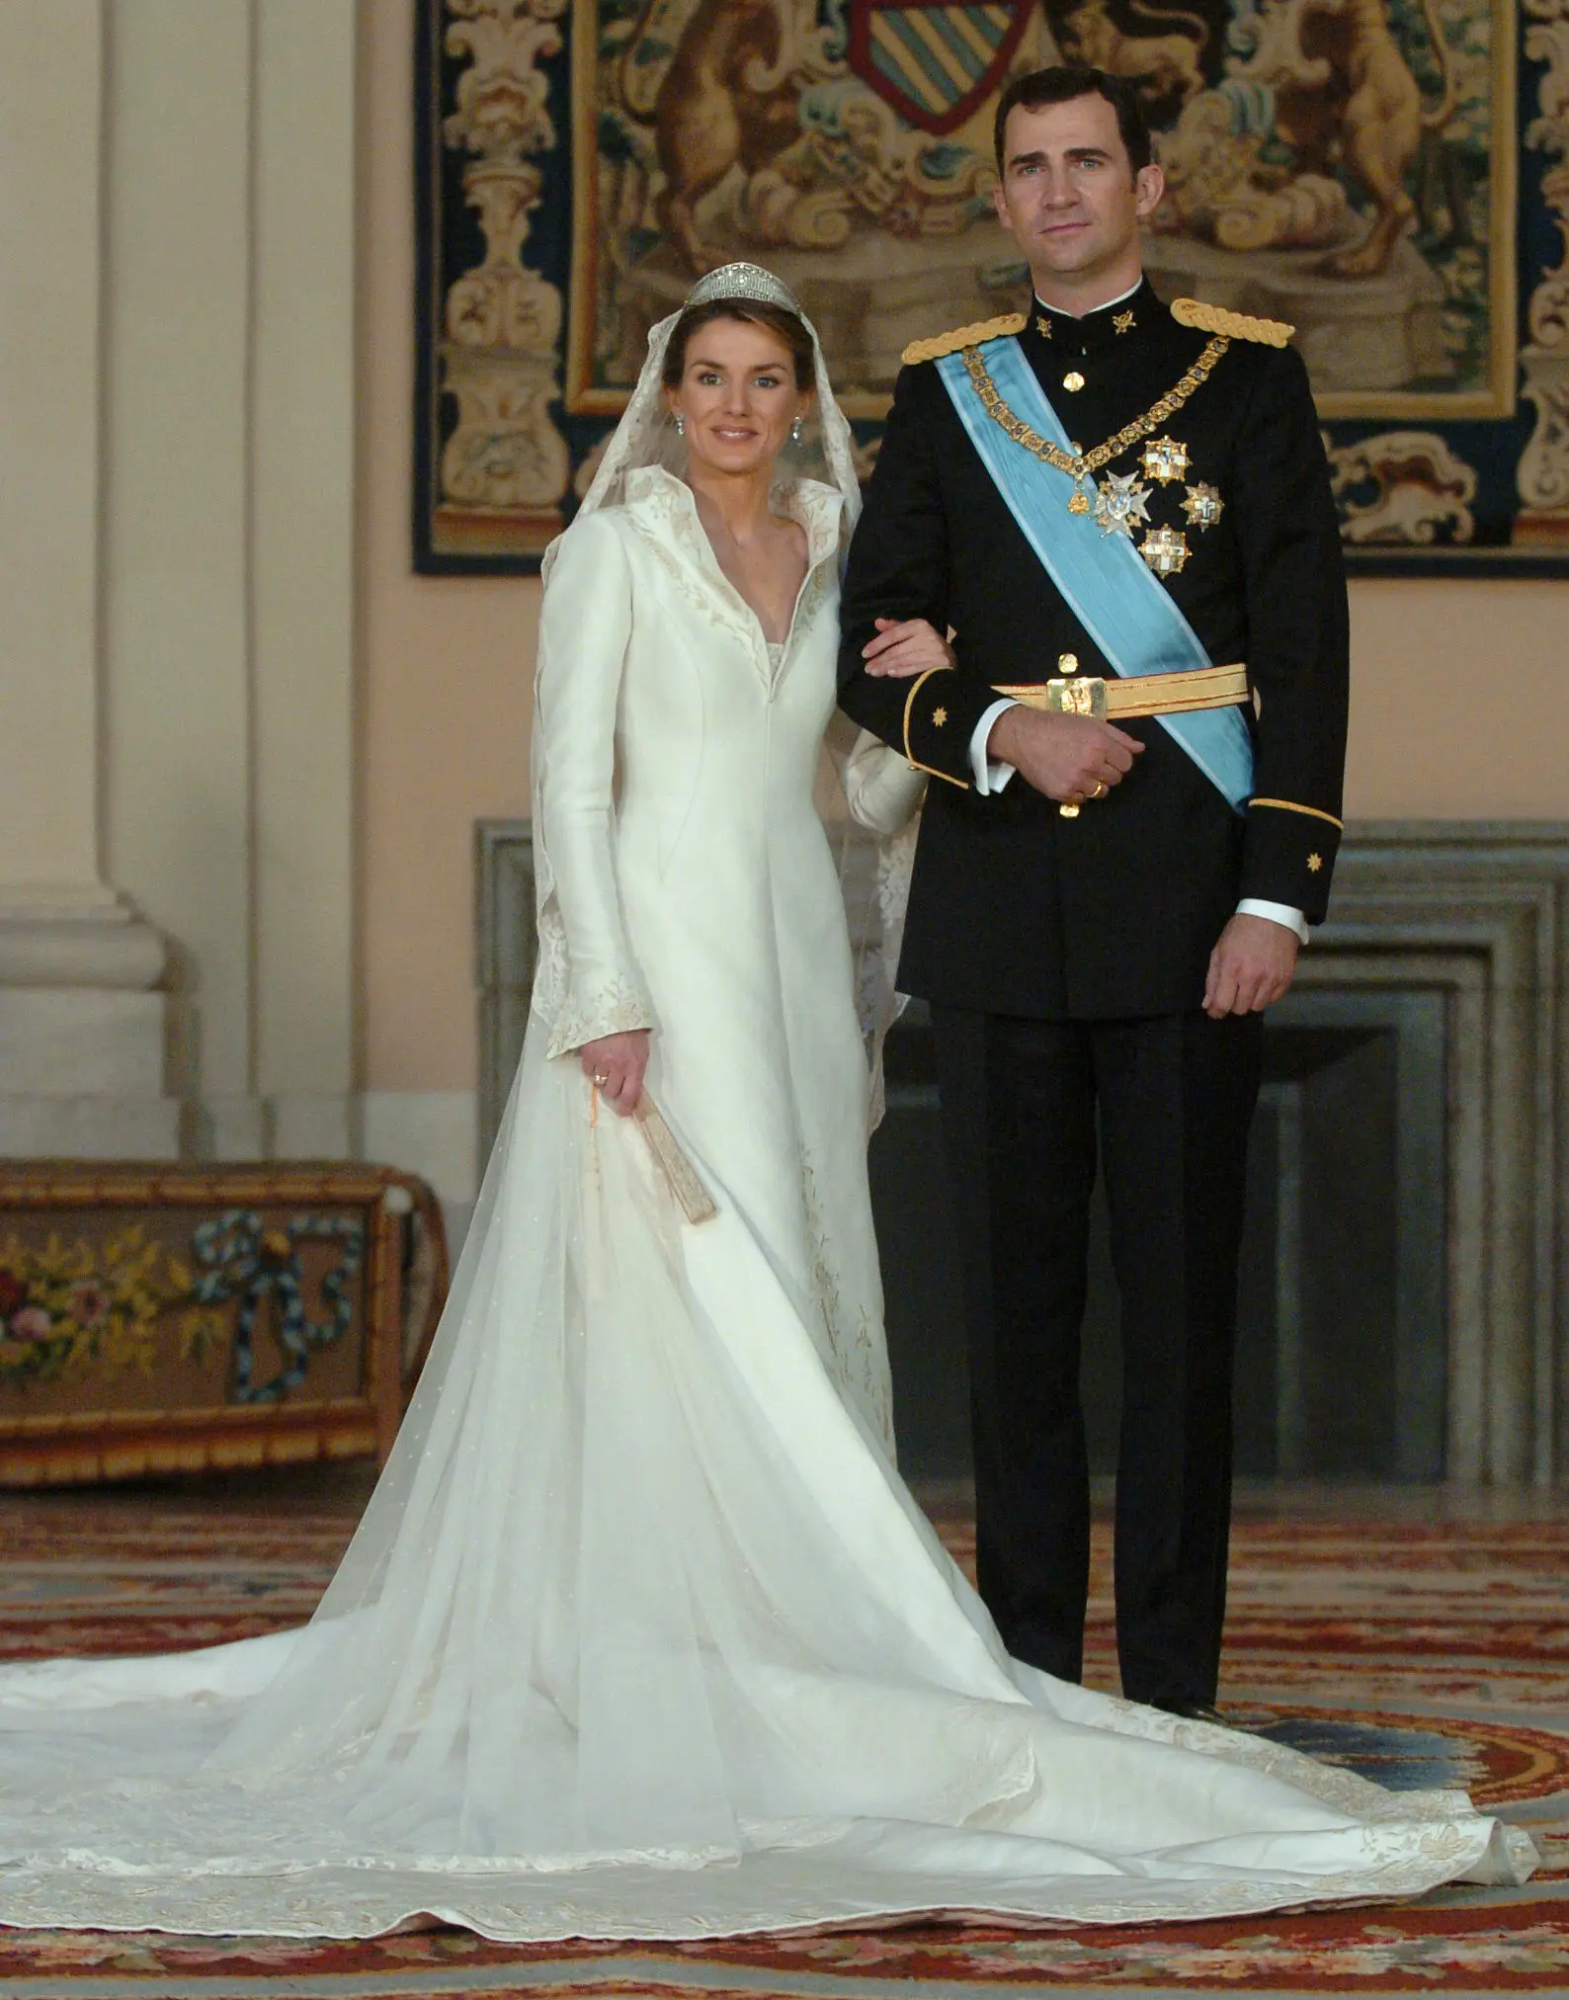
[674,413,685,438]
[791,417,803,443]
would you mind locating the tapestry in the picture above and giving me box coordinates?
[0,1166,447,1486]
[415,0,1569,572]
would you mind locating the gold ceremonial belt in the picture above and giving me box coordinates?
[994,661,1249,722]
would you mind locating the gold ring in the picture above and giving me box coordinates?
[592,1071,609,1087]
[1090,781,1108,799]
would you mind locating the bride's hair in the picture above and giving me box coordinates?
[660,299,816,390]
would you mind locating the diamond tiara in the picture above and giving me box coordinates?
[684,262,803,316]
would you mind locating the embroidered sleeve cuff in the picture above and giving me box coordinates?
[1242,798,1343,923]
[901,667,973,789]
[544,975,656,1063]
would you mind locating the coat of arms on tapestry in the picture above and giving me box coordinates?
[415,0,1569,572]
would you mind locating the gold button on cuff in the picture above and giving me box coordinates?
[1063,370,1086,392]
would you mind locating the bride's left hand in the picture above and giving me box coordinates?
[860,617,954,679]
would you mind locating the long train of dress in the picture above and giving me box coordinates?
[0,472,1536,1938]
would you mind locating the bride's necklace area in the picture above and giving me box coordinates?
[689,484,810,646]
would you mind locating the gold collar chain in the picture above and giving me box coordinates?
[960,336,1229,487]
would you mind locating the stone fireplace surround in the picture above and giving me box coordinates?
[476,822,1569,1489]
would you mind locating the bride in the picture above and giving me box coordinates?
[0,266,1535,1940]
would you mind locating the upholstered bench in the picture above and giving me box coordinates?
[0,1164,447,1485]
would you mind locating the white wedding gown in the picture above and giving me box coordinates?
[0,467,1535,1940]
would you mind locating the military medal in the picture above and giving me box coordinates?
[1141,435,1189,483]
[1182,482,1225,529]
[1141,525,1189,575]
[1095,471,1151,539]
[960,339,1231,524]
[1066,448,1096,515]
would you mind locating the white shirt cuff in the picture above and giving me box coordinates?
[1237,898,1309,944]
[970,699,1019,796]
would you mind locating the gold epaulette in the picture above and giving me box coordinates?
[902,313,1027,366]
[1171,297,1294,347]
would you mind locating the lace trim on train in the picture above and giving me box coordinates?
[800,1152,895,1451]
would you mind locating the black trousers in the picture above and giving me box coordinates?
[930,1005,1262,1708]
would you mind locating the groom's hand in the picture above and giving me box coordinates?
[988,705,1143,806]
[1204,915,1299,1018]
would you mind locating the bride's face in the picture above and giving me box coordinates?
[666,319,812,481]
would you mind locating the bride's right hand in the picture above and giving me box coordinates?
[860,617,954,678]
[579,1029,650,1117]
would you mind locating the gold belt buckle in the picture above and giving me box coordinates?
[1045,673,1106,720]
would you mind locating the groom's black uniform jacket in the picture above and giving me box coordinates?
[837,280,1349,1022]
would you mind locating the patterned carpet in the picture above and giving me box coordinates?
[0,1472,1565,1996]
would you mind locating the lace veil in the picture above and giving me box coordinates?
[541,262,862,579]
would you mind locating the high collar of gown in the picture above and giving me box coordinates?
[622,463,847,592]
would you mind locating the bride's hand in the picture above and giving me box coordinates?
[579,1030,650,1117]
[860,617,955,679]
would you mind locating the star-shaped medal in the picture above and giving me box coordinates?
[1095,470,1151,539]
[1113,310,1136,334]
[1141,435,1189,483]
[1141,525,1189,575]
[1182,481,1225,529]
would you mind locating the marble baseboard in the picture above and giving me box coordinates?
[0,1094,181,1160]
[187,1091,479,1212]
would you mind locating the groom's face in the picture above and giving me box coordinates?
[992,94,1163,287]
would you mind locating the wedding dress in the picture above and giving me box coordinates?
[0,268,1535,1941]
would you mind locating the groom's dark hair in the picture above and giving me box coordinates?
[662,301,815,390]
[993,65,1153,177]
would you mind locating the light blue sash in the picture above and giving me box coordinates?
[936,337,1253,812]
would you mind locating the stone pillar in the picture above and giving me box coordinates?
[101,0,357,1159]
[0,0,174,1158]
[102,0,258,1156]
[0,0,356,1164]
[252,0,357,1158]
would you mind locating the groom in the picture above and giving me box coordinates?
[837,65,1348,1716]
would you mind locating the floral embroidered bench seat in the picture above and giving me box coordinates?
[0,1164,447,1486]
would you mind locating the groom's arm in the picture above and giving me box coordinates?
[838,365,988,789]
